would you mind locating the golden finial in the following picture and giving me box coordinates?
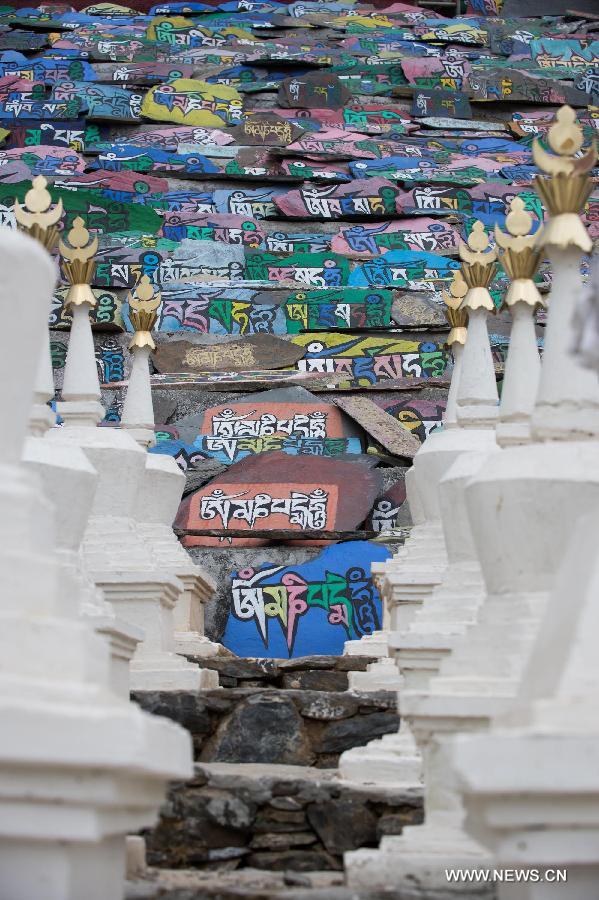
[15,175,63,252]
[127,274,160,350]
[442,268,468,346]
[458,220,497,311]
[495,198,545,310]
[532,105,596,252]
[59,216,99,308]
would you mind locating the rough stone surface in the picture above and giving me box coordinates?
[281,671,349,693]
[143,763,423,873]
[307,798,379,854]
[314,713,400,755]
[133,688,398,767]
[183,654,377,689]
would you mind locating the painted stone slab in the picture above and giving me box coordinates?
[0,145,86,176]
[2,120,106,151]
[265,106,345,131]
[91,61,196,83]
[141,79,244,127]
[366,482,407,534]
[244,252,350,287]
[50,82,143,121]
[372,394,447,443]
[401,56,472,92]
[0,160,37,183]
[278,73,350,109]
[90,124,235,151]
[274,179,404,220]
[467,68,593,105]
[159,212,265,246]
[49,37,159,62]
[332,219,460,258]
[0,57,96,85]
[153,390,363,466]
[391,292,448,329]
[399,182,543,226]
[347,155,500,186]
[279,133,380,160]
[263,231,332,254]
[417,116,506,132]
[140,188,217,214]
[53,169,168,199]
[349,250,460,289]
[229,113,305,145]
[281,288,394,332]
[151,335,305,372]
[0,93,85,120]
[175,450,383,546]
[91,143,222,175]
[277,157,351,183]
[333,395,420,459]
[149,284,395,335]
[0,182,163,234]
[412,89,472,120]
[223,541,390,658]
[413,20,487,46]
[0,32,48,52]
[290,333,449,387]
[94,239,245,287]
[343,103,414,133]
[213,187,284,218]
[526,38,599,69]
[50,286,124,331]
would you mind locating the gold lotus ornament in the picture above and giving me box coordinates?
[59,217,98,309]
[14,175,63,252]
[532,105,596,253]
[495,197,545,310]
[127,275,160,351]
[442,267,468,347]
[458,220,497,311]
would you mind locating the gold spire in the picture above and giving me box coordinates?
[442,268,468,346]
[458,220,497,311]
[495,198,545,310]
[127,275,160,350]
[14,175,63,252]
[59,217,98,309]
[532,105,596,252]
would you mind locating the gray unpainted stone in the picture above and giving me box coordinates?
[203,691,315,766]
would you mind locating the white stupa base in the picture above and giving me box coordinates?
[174,631,223,661]
[0,701,191,900]
[348,656,401,691]
[92,614,143,698]
[57,398,105,429]
[95,573,209,692]
[343,630,389,658]
[345,826,493,897]
[453,731,599,900]
[130,654,217,692]
[338,721,422,787]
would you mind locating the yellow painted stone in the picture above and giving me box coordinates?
[145,16,202,43]
[146,16,258,44]
[81,3,138,13]
[334,14,394,28]
[0,129,9,145]
[141,79,244,128]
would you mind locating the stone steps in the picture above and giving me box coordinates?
[126,867,396,900]
[184,654,380,691]
[140,762,423,876]
[133,685,399,768]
